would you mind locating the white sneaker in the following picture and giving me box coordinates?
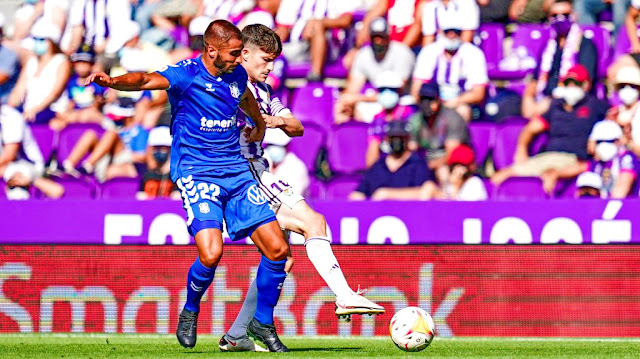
[335,286,385,317]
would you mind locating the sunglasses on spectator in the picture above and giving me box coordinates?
[563,78,583,86]
[443,29,462,35]
[378,87,399,92]
[33,37,46,41]
[595,139,617,144]
[420,96,438,103]
[550,13,571,20]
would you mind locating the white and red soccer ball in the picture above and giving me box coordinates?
[389,306,436,352]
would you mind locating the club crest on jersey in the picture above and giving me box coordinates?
[199,202,210,214]
[247,185,268,205]
[229,82,240,98]
[205,83,215,92]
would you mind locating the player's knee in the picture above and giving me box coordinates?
[305,211,327,238]
[266,241,288,261]
[199,247,223,268]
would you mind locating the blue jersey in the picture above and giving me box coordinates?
[156,56,248,181]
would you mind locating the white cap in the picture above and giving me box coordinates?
[189,16,212,36]
[147,126,172,147]
[374,71,403,89]
[576,171,603,190]
[3,161,35,183]
[263,128,290,146]
[119,49,148,72]
[589,120,623,142]
[31,18,61,43]
[105,20,141,54]
[615,66,640,86]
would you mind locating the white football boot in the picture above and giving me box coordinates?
[335,286,385,321]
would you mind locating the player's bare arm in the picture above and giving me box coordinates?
[239,89,266,142]
[85,71,170,91]
[262,113,304,137]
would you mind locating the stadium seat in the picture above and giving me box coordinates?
[530,131,549,156]
[580,25,611,79]
[306,176,326,200]
[476,23,505,73]
[492,117,528,170]
[326,121,369,174]
[290,84,339,130]
[489,24,551,80]
[495,177,549,200]
[99,177,140,199]
[53,177,96,199]
[325,174,362,200]
[286,62,312,79]
[613,25,640,61]
[29,125,57,164]
[468,122,496,168]
[288,122,325,172]
[554,178,577,199]
[57,124,105,164]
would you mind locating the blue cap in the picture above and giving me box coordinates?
[71,44,95,63]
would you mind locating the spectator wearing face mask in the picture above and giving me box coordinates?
[335,17,415,124]
[575,171,603,198]
[263,128,309,196]
[420,0,480,47]
[138,126,178,199]
[606,66,640,156]
[365,71,418,168]
[492,64,608,192]
[585,120,639,198]
[411,25,488,122]
[521,0,598,119]
[439,144,487,201]
[0,14,20,105]
[350,120,437,201]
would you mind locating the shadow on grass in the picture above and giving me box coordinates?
[288,347,362,352]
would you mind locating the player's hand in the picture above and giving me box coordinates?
[262,114,284,128]
[85,72,113,87]
[246,125,265,143]
[22,108,37,122]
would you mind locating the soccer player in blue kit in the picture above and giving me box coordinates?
[86,20,290,352]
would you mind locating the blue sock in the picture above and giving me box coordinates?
[184,258,216,312]
[254,256,287,325]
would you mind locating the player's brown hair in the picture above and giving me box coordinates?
[241,24,282,57]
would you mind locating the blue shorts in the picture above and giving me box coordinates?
[175,164,276,240]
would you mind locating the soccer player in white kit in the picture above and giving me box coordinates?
[219,24,384,352]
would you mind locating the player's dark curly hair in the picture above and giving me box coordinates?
[241,24,282,57]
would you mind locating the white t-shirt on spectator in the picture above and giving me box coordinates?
[275,0,358,42]
[421,0,479,36]
[632,0,640,9]
[445,175,487,201]
[413,42,488,100]
[270,153,310,195]
[0,106,45,177]
[351,41,416,83]
[23,54,69,114]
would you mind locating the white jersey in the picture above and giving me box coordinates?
[239,81,291,162]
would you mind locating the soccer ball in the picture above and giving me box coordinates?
[389,306,435,352]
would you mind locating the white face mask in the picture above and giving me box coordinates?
[563,86,585,106]
[595,142,618,162]
[265,145,286,164]
[378,89,400,109]
[442,37,461,52]
[618,85,639,106]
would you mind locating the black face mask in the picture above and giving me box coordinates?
[153,151,169,164]
[372,43,387,56]
[389,137,406,155]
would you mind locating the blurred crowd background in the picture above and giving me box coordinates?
[1,0,640,202]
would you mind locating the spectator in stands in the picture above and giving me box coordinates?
[170,15,211,63]
[608,0,640,87]
[0,14,20,105]
[8,19,71,124]
[420,0,479,46]
[49,45,105,131]
[0,104,63,199]
[521,0,598,119]
[439,144,488,201]
[62,96,149,182]
[335,17,415,124]
[479,0,512,24]
[263,128,309,195]
[138,125,178,199]
[491,65,608,192]
[275,0,357,81]
[508,0,553,23]
[575,171,603,198]
[411,24,488,122]
[12,0,71,52]
[349,120,437,200]
[409,81,470,183]
[355,0,423,49]
[608,66,640,154]
[365,71,419,167]
[575,0,629,36]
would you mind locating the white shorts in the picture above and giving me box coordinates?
[3,160,44,182]
[247,159,305,210]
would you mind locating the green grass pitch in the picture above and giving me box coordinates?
[1,335,639,358]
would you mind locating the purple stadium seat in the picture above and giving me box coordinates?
[554,178,578,199]
[489,24,550,80]
[288,122,325,172]
[54,177,96,199]
[290,84,338,130]
[325,175,362,200]
[286,62,312,79]
[481,177,494,199]
[495,177,548,200]
[580,25,611,79]
[0,181,6,200]
[530,131,549,156]
[306,176,326,200]
[99,177,140,199]
[468,122,496,167]
[326,121,369,174]
[476,23,505,73]
[57,124,104,163]
[613,25,640,61]
[29,125,57,163]
[492,117,527,170]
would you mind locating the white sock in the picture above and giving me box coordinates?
[305,237,353,299]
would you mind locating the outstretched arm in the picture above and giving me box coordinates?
[85,72,171,91]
